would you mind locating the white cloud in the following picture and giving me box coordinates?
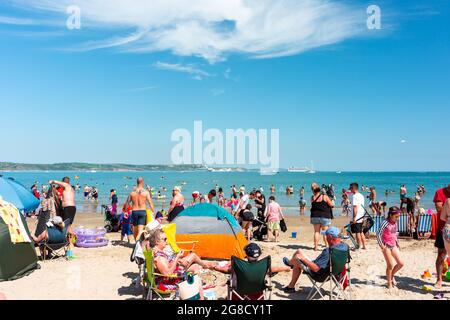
[153,61,210,80]
[10,0,367,63]
[124,86,157,93]
[0,16,36,25]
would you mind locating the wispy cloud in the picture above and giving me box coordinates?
[210,89,225,96]
[153,61,210,80]
[124,86,157,93]
[0,15,36,26]
[9,0,369,63]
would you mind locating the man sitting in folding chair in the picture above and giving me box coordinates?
[32,216,70,260]
[282,227,350,299]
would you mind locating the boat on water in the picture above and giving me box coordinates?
[287,166,310,173]
[288,161,316,174]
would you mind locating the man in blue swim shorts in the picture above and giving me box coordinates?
[126,177,155,241]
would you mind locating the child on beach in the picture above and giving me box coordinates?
[377,206,404,289]
[266,196,284,242]
[120,204,133,243]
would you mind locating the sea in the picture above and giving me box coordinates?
[1,171,448,216]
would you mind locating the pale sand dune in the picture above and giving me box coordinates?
[0,213,448,300]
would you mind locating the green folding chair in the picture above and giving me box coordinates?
[306,247,351,300]
[142,250,184,300]
[228,256,272,300]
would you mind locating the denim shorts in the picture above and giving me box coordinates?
[310,217,332,226]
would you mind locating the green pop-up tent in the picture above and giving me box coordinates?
[0,204,39,282]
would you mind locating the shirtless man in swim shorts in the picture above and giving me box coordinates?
[49,177,76,257]
[126,177,155,240]
[49,177,76,227]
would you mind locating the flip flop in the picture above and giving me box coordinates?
[434,293,445,300]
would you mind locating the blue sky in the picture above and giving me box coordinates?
[0,0,449,171]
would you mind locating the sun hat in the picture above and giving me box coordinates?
[143,220,161,239]
[173,186,181,192]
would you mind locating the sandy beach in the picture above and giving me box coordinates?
[1,212,448,300]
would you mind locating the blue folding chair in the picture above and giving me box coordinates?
[369,215,385,238]
[397,213,412,238]
[416,214,432,239]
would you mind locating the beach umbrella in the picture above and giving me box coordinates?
[0,176,40,213]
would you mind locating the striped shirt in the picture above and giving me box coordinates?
[377,218,398,248]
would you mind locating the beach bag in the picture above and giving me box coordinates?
[362,214,374,234]
[280,219,287,233]
[178,274,201,300]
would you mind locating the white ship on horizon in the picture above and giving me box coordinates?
[287,166,310,173]
[288,161,316,174]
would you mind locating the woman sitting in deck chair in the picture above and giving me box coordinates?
[149,230,216,295]
[32,216,67,244]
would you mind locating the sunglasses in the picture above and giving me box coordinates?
[160,237,167,242]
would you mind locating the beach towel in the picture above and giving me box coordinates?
[0,199,31,244]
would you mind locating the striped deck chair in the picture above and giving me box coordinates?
[416,214,433,240]
[397,213,412,238]
[368,215,385,238]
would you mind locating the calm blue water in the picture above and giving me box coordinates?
[1,171,448,215]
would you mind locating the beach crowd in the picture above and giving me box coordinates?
[24,176,450,299]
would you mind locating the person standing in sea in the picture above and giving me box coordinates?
[126,177,155,240]
[83,185,91,200]
[167,186,185,222]
[49,177,76,258]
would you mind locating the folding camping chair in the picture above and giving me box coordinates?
[162,223,198,254]
[228,256,272,300]
[306,247,351,300]
[397,213,413,238]
[36,218,71,261]
[142,250,184,300]
[368,215,385,238]
[416,213,433,239]
[344,210,374,249]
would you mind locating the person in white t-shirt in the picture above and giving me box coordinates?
[349,182,366,250]
[233,187,249,219]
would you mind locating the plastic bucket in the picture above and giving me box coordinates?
[291,232,297,238]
